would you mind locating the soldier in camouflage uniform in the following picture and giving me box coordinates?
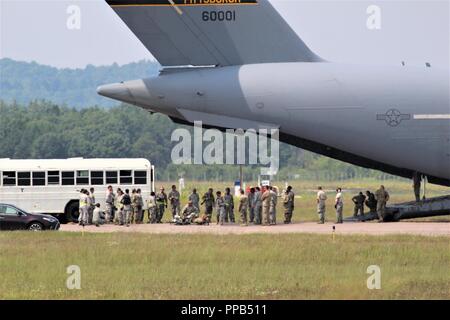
[114,188,123,225]
[238,189,249,226]
[189,188,200,210]
[283,186,295,224]
[180,200,199,224]
[352,192,366,217]
[269,186,277,225]
[223,187,235,223]
[105,185,115,224]
[168,185,181,219]
[130,189,137,224]
[316,186,327,224]
[261,187,271,225]
[135,189,144,223]
[365,191,377,214]
[247,188,255,223]
[155,187,168,223]
[201,188,215,223]
[147,191,157,223]
[375,185,390,222]
[215,191,226,225]
[253,187,262,224]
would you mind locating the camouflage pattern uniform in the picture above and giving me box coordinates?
[189,192,200,210]
[365,192,377,213]
[317,190,327,224]
[215,195,226,225]
[181,203,199,224]
[105,190,115,223]
[253,190,262,224]
[130,191,138,224]
[147,194,157,223]
[283,190,295,223]
[201,191,215,222]
[121,193,132,226]
[88,191,95,224]
[352,193,366,217]
[223,192,235,223]
[155,191,168,223]
[135,191,144,223]
[238,193,249,225]
[269,189,277,225]
[114,192,123,224]
[375,186,390,221]
[261,189,271,225]
[168,189,181,218]
[247,191,255,223]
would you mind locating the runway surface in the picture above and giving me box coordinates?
[60,221,450,237]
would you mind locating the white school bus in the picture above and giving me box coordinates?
[0,158,155,222]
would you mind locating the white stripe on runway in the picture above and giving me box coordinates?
[413,114,450,120]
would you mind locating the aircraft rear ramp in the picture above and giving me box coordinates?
[345,195,450,222]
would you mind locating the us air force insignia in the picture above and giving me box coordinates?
[377,109,411,127]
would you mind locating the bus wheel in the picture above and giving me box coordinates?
[65,201,80,223]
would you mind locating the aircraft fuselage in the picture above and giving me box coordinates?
[97,62,450,186]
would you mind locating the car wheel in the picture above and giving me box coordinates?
[28,222,44,231]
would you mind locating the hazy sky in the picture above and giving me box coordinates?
[1,0,449,68]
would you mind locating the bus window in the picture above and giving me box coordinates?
[134,171,147,184]
[47,171,60,185]
[106,171,118,184]
[32,172,45,186]
[62,171,75,185]
[91,171,104,185]
[2,171,16,186]
[76,170,89,185]
[18,172,31,186]
[120,170,132,184]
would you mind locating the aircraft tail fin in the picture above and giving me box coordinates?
[106,0,322,66]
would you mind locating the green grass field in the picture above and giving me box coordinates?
[0,232,449,299]
[1,179,448,300]
[158,178,450,222]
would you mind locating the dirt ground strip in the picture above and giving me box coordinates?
[60,221,450,236]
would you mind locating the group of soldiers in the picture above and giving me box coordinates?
[78,187,105,226]
[317,185,390,224]
[79,183,391,227]
[146,185,296,226]
[79,184,296,227]
[78,186,145,227]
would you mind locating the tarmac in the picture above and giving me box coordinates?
[60,221,450,237]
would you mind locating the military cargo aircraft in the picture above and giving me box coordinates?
[98,0,450,197]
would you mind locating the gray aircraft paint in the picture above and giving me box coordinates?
[98,0,450,186]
